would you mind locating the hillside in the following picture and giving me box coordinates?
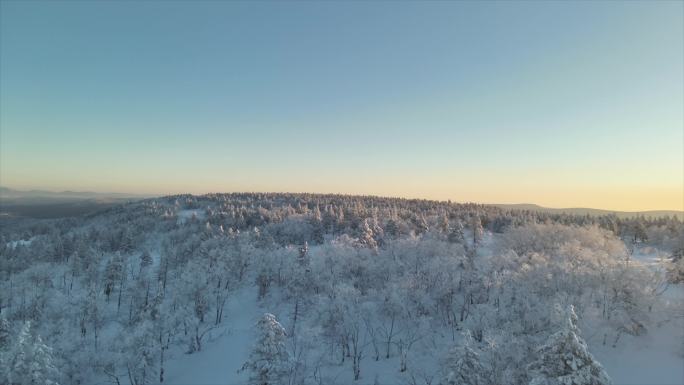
[493,203,684,220]
[0,193,682,385]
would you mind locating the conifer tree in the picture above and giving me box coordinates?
[448,219,466,244]
[0,315,10,350]
[6,321,60,385]
[241,313,290,385]
[528,305,611,385]
[471,215,484,247]
[359,219,378,249]
[442,332,489,385]
[0,316,10,381]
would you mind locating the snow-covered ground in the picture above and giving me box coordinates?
[158,287,683,385]
[164,288,257,385]
[161,288,437,385]
[590,294,683,385]
[591,247,683,385]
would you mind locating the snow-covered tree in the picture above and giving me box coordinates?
[438,212,451,235]
[471,215,484,247]
[241,313,290,385]
[448,219,466,244]
[441,332,489,385]
[0,315,11,382]
[5,321,60,385]
[528,305,611,385]
[139,250,153,273]
[631,220,648,244]
[358,218,378,249]
[124,319,156,385]
[667,252,684,283]
[385,218,399,238]
[0,315,10,351]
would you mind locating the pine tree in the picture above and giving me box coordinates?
[241,313,290,385]
[439,212,451,235]
[139,250,153,273]
[0,315,10,350]
[385,219,399,238]
[310,206,325,244]
[471,215,484,247]
[0,316,10,382]
[6,321,60,385]
[442,332,489,385]
[371,217,385,247]
[358,219,378,249]
[124,319,156,385]
[528,305,611,385]
[448,219,466,244]
[416,215,429,234]
[104,255,124,301]
[297,242,310,268]
[632,221,648,244]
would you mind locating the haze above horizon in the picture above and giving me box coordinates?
[1,1,682,211]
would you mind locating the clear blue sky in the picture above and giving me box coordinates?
[1,1,682,210]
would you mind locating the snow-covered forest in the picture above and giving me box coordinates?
[1,193,682,385]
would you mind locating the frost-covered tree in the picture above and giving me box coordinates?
[667,255,684,283]
[471,215,484,247]
[448,219,466,244]
[124,319,156,385]
[139,250,153,274]
[0,315,11,381]
[631,220,648,244]
[0,315,10,350]
[441,332,489,385]
[358,219,378,249]
[5,321,60,385]
[438,212,451,235]
[385,218,399,238]
[528,305,611,385]
[241,313,290,385]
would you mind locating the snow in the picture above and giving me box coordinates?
[590,246,684,385]
[164,288,258,385]
[590,305,684,385]
[161,287,435,385]
[6,237,34,249]
[631,247,672,268]
[158,303,684,385]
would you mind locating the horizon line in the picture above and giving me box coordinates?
[1,185,682,214]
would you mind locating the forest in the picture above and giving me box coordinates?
[0,193,682,385]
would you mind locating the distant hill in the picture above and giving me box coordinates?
[0,186,148,203]
[492,203,683,220]
[0,187,151,218]
[2,187,681,220]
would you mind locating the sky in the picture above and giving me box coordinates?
[1,1,682,211]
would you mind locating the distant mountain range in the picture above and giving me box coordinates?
[492,203,683,220]
[0,186,149,204]
[0,187,151,218]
